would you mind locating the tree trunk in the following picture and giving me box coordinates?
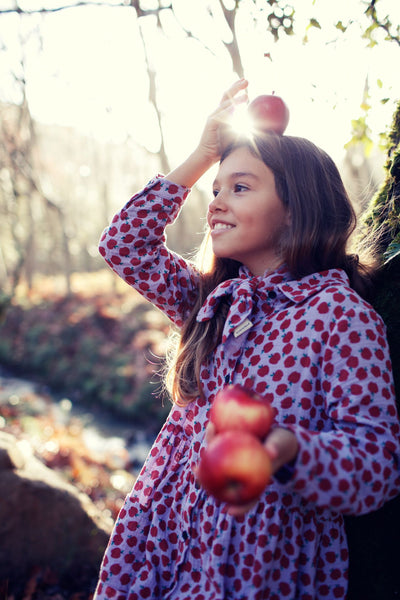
[345,100,400,600]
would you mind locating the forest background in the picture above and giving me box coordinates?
[0,0,400,598]
[1,0,400,423]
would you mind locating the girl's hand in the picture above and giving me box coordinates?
[195,78,249,165]
[202,424,298,517]
[263,427,299,474]
[166,79,248,188]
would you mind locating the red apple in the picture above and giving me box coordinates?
[247,93,290,135]
[209,384,273,440]
[197,430,271,505]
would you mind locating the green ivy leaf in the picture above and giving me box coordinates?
[335,21,347,33]
[384,241,400,265]
[308,18,321,29]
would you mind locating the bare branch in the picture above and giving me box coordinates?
[217,0,244,78]
[0,1,172,16]
[364,0,400,47]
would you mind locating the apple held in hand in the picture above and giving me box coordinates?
[197,430,272,506]
[209,384,273,440]
[197,384,274,505]
[248,93,290,135]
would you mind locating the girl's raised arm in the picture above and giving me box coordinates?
[99,80,249,325]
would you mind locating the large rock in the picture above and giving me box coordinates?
[0,431,112,592]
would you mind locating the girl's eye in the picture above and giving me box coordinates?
[212,189,219,197]
[234,184,248,193]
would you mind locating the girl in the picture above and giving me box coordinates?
[94,80,400,600]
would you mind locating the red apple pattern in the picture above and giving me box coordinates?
[94,176,400,600]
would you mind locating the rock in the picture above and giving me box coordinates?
[0,433,112,593]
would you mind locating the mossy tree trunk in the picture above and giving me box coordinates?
[345,100,400,600]
[362,102,400,407]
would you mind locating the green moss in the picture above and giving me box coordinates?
[358,101,400,262]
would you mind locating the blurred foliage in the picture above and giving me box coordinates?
[345,79,374,156]
[0,376,133,599]
[363,0,400,48]
[300,0,400,48]
[0,382,135,524]
[266,0,295,41]
[0,271,172,434]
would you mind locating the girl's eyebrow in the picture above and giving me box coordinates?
[212,172,259,187]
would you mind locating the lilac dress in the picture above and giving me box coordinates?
[94,176,400,600]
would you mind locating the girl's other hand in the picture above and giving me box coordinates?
[263,427,299,474]
[196,78,249,165]
[201,423,298,517]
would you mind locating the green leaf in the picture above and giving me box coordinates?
[360,101,371,112]
[335,21,347,33]
[384,241,400,265]
[309,18,321,29]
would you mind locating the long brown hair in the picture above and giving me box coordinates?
[166,133,377,405]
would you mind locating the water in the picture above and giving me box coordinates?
[0,367,153,473]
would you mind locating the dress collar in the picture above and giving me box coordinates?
[277,268,350,303]
[196,265,350,342]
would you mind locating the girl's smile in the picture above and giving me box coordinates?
[211,221,235,231]
[207,146,289,276]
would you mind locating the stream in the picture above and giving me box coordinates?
[0,366,154,474]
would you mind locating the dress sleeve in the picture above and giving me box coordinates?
[98,175,200,328]
[281,300,400,516]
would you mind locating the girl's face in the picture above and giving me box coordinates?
[207,146,289,276]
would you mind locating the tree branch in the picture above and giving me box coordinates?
[365,0,400,47]
[0,1,170,17]
[217,0,244,78]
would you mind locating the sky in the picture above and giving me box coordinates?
[0,0,399,172]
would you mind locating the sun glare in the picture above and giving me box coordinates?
[230,103,255,139]
[1,0,399,170]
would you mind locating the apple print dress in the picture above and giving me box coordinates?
[94,176,400,600]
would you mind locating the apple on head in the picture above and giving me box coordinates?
[247,93,289,135]
[196,430,272,506]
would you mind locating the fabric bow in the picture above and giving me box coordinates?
[196,275,255,337]
[196,266,289,342]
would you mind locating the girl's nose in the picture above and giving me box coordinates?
[209,190,227,213]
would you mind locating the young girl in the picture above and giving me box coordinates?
[94,80,400,600]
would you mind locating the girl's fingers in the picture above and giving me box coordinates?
[264,428,299,474]
[220,93,249,113]
[226,500,257,517]
[194,79,249,163]
[206,93,248,146]
[204,422,216,444]
[220,78,249,104]
[209,94,248,123]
